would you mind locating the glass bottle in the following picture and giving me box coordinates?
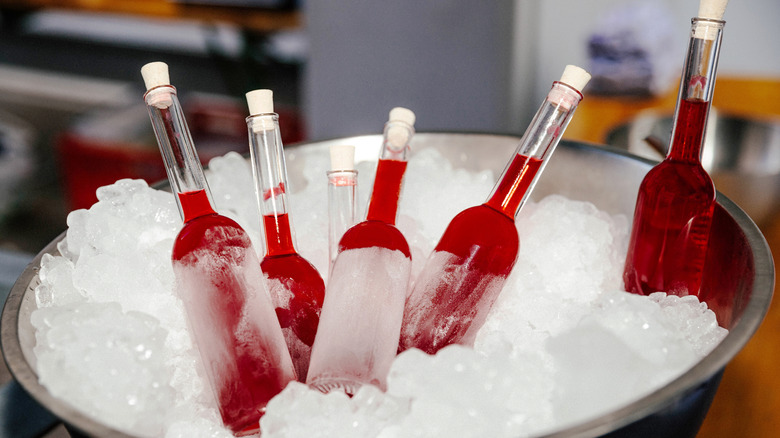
[142,63,295,436]
[327,144,358,273]
[307,108,416,394]
[399,66,590,354]
[623,7,726,297]
[245,89,326,382]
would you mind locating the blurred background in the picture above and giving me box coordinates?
[0,0,778,437]
[0,0,778,253]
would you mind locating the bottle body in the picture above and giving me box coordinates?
[623,18,723,297]
[307,221,411,393]
[623,158,714,296]
[327,169,358,272]
[400,204,518,353]
[172,197,296,435]
[307,111,414,393]
[260,252,325,382]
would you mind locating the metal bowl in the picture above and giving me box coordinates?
[1,133,774,437]
[605,110,780,226]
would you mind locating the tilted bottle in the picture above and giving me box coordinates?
[399,65,590,354]
[142,63,295,436]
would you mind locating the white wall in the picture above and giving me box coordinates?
[303,0,780,140]
[303,1,516,139]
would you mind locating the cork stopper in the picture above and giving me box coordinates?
[386,107,415,152]
[141,62,173,108]
[549,65,590,110]
[141,62,170,90]
[246,89,276,131]
[389,107,416,127]
[559,65,592,93]
[330,144,355,171]
[695,0,728,39]
[698,0,728,20]
[246,89,274,116]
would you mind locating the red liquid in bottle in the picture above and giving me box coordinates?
[260,212,325,381]
[172,189,295,435]
[263,212,296,257]
[400,154,541,354]
[623,98,715,296]
[366,159,408,224]
[178,189,217,223]
[485,154,544,218]
[338,158,412,256]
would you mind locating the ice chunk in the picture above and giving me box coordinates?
[165,416,234,438]
[35,253,84,307]
[385,344,555,437]
[476,195,629,348]
[649,292,728,357]
[31,302,175,437]
[512,195,629,302]
[262,382,408,438]
[400,147,494,247]
[546,290,704,427]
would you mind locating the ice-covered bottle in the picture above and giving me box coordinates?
[399,65,590,354]
[307,108,416,394]
[142,63,295,436]
[327,144,358,273]
[245,89,326,382]
[623,0,727,297]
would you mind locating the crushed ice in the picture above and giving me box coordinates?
[29,148,727,437]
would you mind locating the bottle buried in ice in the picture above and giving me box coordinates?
[327,144,358,274]
[245,89,326,382]
[399,65,591,355]
[623,2,726,297]
[141,63,296,436]
[307,108,416,394]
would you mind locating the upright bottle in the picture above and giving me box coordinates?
[327,144,358,273]
[307,108,416,394]
[623,0,727,297]
[245,89,326,382]
[142,63,295,436]
[399,65,591,355]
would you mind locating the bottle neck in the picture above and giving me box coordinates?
[144,85,215,223]
[365,120,414,224]
[328,169,358,270]
[485,81,583,218]
[247,113,297,255]
[667,18,724,163]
